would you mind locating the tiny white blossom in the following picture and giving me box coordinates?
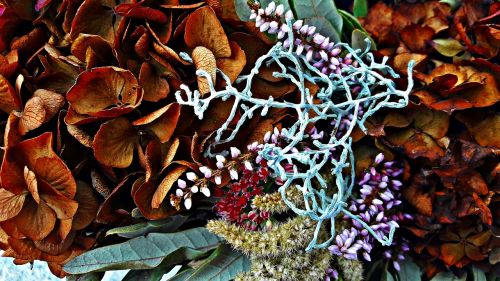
[229,169,239,180]
[186,172,197,181]
[201,186,210,197]
[214,176,222,185]
[230,147,241,158]
[184,197,192,210]
[177,179,186,189]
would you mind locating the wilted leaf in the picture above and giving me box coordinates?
[457,111,500,148]
[33,89,65,121]
[71,34,113,64]
[216,41,246,83]
[18,97,46,135]
[184,6,231,58]
[93,118,139,168]
[72,181,99,231]
[67,67,143,120]
[403,173,433,216]
[132,103,180,143]
[431,38,465,57]
[151,166,188,209]
[400,24,435,52]
[192,46,217,95]
[69,0,117,43]
[138,62,170,102]
[0,74,21,114]
[0,189,26,221]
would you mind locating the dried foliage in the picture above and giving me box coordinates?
[0,0,497,280]
[359,0,499,278]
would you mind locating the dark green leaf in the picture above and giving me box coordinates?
[338,9,364,33]
[430,272,467,281]
[233,0,252,21]
[66,272,104,281]
[106,215,189,238]
[381,269,395,281]
[291,0,343,34]
[64,228,223,274]
[170,244,250,281]
[168,268,196,281]
[122,266,172,281]
[471,267,487,281]
[351,29,375,51]
[397,258,422,281]
[353,0,368,17]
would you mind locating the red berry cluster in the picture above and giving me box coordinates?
[214,160,271,230]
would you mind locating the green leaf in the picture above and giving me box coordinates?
[168,268,196,281]
[338,9,375,48]
[381,269,395,281]
[431,39,465,57]
[353,0,368,17]
[338,9,364,33]
[233,0,252,21]
[106,215,189,238]
[66,272,104,281]
[430,272,467,281]
[305,17,340,43]
[169,244,250,281]
[351,29,375,51]
[471,266,487,281]
[397,258,422,281]
[122,266,172,281]
[63,227,223,274]
[291,0,343,34]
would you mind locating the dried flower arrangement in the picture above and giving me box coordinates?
[0,0,498,280]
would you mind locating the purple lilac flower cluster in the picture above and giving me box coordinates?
[324,268,339,281]
[328,153,413,270]
[249,1,357,75]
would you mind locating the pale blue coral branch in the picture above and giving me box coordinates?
[175,20,414,251]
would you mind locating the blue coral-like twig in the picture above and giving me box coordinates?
[175,18,414,251]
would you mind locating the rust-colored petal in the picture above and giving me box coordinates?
[69,0,117,43]
[132,103,180,143]
[440,243,465,266]
[132,177,178,220]
[11,200,56,241]
[4,113,22,148]
[400,24,435,52]
[184,6,231,58]
[93,117,139,168]
[32,89,65,121]
[38,178,78,220]
[192,46,217,95]
[0,189,26,221]
[18,96,46,136]
[23,166,39,203]
[66,67,143,118]
[151,166,188,209]
[138,62,170,102]
[28,156,76,200]
[70,33,113,64]
[0,74,21,114]
[216,41,246,83]
[71,181,99,231]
